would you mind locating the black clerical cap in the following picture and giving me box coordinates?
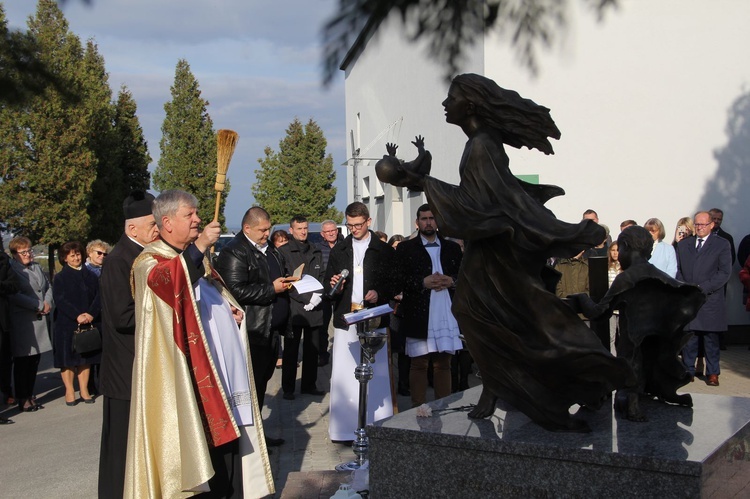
[123,190,155,219]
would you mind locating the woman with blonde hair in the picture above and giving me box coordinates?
[672,217,695,248]
[645,218,677,277]
[85,239,112,277]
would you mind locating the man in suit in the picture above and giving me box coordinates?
[676,211,732,386]
[98,191,158,497]
[215,206,289,446]
[395,204,463,407]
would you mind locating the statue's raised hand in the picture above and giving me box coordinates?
[411,135,425,153]
[386,142,398,157]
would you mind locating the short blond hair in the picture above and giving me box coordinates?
[87,239,111,255]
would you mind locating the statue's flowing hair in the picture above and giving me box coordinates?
[452,74,561,155]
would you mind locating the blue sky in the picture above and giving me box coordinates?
[3,0,348,229]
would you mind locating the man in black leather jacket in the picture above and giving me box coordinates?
[215,206,289,446]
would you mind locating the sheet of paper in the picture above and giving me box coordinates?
[290,274,324,294]
[343,303,394,325]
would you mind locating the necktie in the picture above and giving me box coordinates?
[697,238,704,251]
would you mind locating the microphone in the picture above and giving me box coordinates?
[328,269,350,298]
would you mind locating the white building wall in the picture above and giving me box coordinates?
[342,16,484,237]
[342,0,750,324]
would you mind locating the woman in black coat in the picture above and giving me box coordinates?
[53,241,101,405]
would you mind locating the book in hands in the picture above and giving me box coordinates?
[282,263,304,283]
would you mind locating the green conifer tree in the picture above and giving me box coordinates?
[113,85,151,193]
[253,118,341,225]
[84,39,122,244]
[154,59,227,228]
[0,0,94,260]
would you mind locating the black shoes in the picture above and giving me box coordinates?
[18,403,38,412]
[80,397,96,404]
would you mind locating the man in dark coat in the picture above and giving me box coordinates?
[215,206,289,446]
[0,240,20,424]
[317,220,342,366]
[98,191,158,498]
[278,215,325,399]
[676,211,732,386]
[395,204,463,407]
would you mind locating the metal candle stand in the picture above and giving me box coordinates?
[335,319,388,471]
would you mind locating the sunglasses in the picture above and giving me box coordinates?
[95,251,108,256]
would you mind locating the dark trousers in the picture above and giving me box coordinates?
[98,396,131,499]
[195,438,242,498]
[13,354,40,400]
[249,333,279,408]
[0,330,13,398]
[282,325,319,394]
[683,331,721,376]
[451,349,473,392]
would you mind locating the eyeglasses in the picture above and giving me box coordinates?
[16,249,34,256]
[345,221,369,230]
[94,251,108,256]
[694,223,711,227]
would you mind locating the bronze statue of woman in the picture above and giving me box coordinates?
[377,74,632,432]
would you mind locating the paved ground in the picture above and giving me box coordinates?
[1,345,749,498]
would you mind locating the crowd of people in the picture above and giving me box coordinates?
[0,191,747,495]
[554,208,737,388]
[0,235,108,422]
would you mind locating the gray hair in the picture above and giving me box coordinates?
[320,219,337,229]
[153,190,198,230]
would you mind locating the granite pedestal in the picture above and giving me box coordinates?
[368,387,750,498]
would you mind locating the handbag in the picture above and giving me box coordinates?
[73,323,102,354]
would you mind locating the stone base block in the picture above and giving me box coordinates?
[368,387,750,498]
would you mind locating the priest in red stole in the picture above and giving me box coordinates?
[125,190,273,498]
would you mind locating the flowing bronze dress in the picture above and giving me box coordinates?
[423,127,631,431]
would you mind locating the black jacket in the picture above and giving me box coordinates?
[215,233,288,345]
[278,237,324,327]
[394,235,463,339]
[0,251,20,335]
[99,234,144,400]
[324,231,396,330]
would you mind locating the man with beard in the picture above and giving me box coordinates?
[394,204,463,407]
